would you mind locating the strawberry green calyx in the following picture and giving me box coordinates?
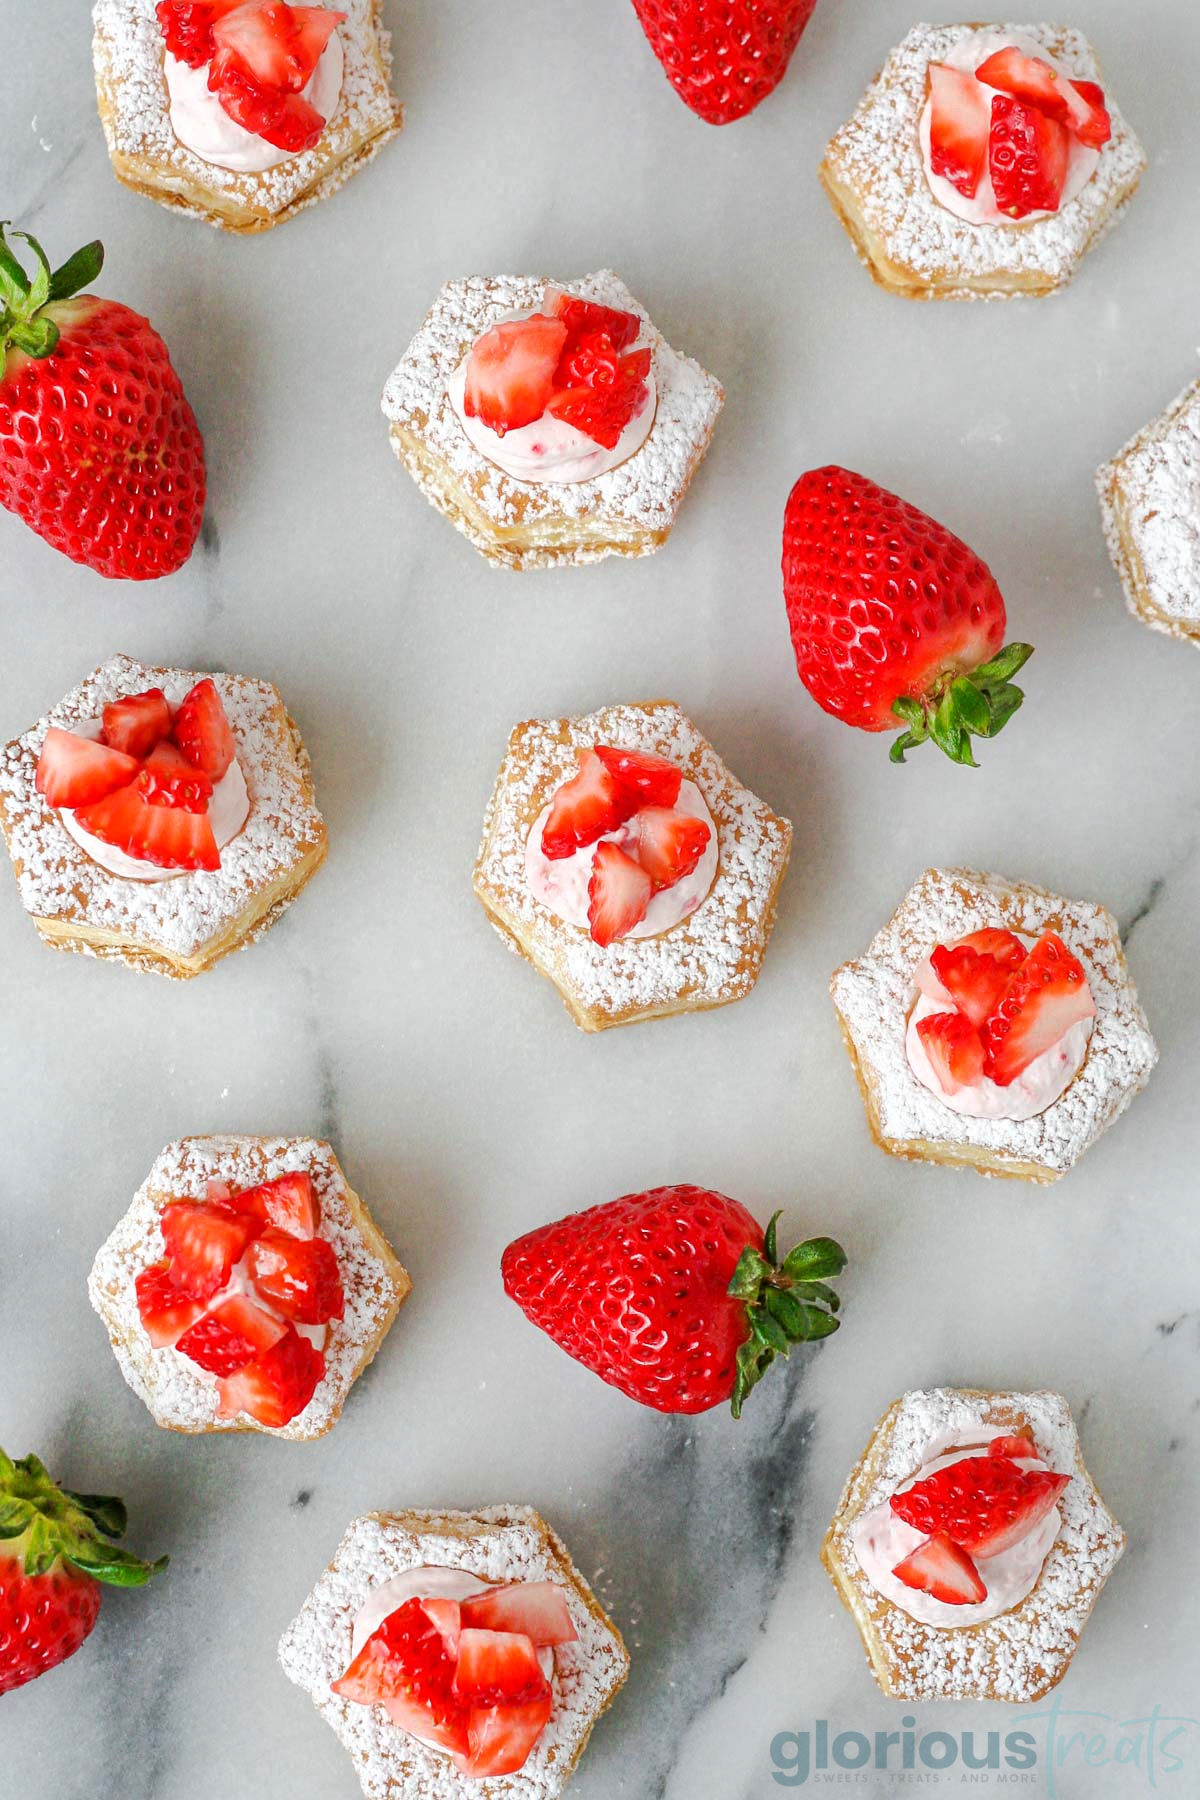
[890,643,1035,767]
[0,1447,166,1587]
[726,1220,847,1418]
[0,225,104,368]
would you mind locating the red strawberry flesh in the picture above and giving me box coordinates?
[892,1532,987,1605]
[137,740,214,813]
[459,1581,577,1647]
[135,1260,204,1347]
[172,677,235,781]
[237,1170,320,1238]
[542,287,640,352]
[35,729,140,810]
[975,45,1110,147]
[988,93,1070,218]
[980,931,1094,1086]
[593,744,682,808]
[73,782,220,871]
[215,1325,325,1427]
[453,1629,549,1706]
[915,1010,985,1093]
[335,1597,471,1755]
[633,805,711,891]
[159,1200,259,1301]
[174,1293,286,1375]
[891,1452,1069,1558]
[927,61,989,198]
[101,688,171,759]
[245,1228,344,1324]
[929,943,1013,1031]
[463,315,568,438]
[587,840,652,946]
[540,749,635,860]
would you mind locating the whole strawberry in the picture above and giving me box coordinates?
[0,227,206,579]
[630,0,819,125]
[782,466,1033,766]
[0,1447,165,1695]
[501,1184,845,1416]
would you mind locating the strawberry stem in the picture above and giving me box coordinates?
[890,642,1034,766]
[0,1448,165,1586]
[0,225,104,370]
[726,1218,846,1417]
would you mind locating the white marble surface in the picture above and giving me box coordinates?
[2,4,1199,1797]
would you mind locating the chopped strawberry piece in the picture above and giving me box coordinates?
[587,841,652,947]
[73,782,220,871]
[453,1630,550,1706]
[137,740,214,813]
[35,729,140,810]
[460,1582,577,1647]
[540,748,635,860]
[463,314,568,437]
[209,62,328,150]
[156,0,243,67]
[892,1533,987,1605]
[245,1228,344,1324]
[236,1170,320,1239]
[980,930,1095,1086]
[135,1260,204,1348]
[593,745,682,809]
[915,1010,985,1094]
[209,1,345,92]
[953,927,1028,970]
[175,1293,286,1375]
[1068,79,1112,149]
[335,1597,471,1756]
[101,687,172,759]
[970,1471,1070,1557]
[457,1694,554,1778]
[546,338,652,450]
[928,943,1013,1030]
[892,1453,1070,1559]
[172,677,236,782]
[634,806,711,892]
[988,93,1070,218]
[160,1200,259,1301]
[975,45,1111,148]
[927,61,990,198]
[989,1435,1037,1461]
[542,286,640,353]
[215,1325,325,1427]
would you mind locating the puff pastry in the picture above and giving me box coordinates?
[1097,376,1200,648]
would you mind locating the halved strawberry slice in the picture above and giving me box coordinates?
[970,1471,1070,1558]
[137,741,214,813]
[546,339,652,450]
[172,677,236,782]
[542,286,640,352]
[209,1,345,92]
[175,1292,286,1375]
[593,744,682,809]
[135,1260,204,1348]
[101,687,172,759]
[463,314,568,437]
[460,1581,577,1647]
[928,943,1013,1030]
[160,1200,260,1301]
[892,1533,987,1605]
[892,1453,1070,1558]
[975,45,1111,148]
[236,1170,320,1239]
[634,806,711,892]
[210,62,328,149]
[927,61,990,198]
[245,1228,344,1324]
[454,1629,549,1707]
[988,93,1070,218]
[215,1325,325,1427]
[457,1694,555,1779]
[335,1597,471,1756]
[981,930,1094,1086]
[989,1435,1037,1461]
[954,927,1027,970]
[915,1011,985,1093]
[73,783,220,871]
[156,0,244,66]
[540,749,635,860]
[35,729,140,810]
[587,841,652,947]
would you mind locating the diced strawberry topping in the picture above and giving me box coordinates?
[988,93,1069,218]
[100,687,172,759]
[212,65,327,149]
[156,0,243,67]
[459,1582,577,1648]
[540,748,635,860]
[73,783,220,871]
[542,286,641,353]
[915,1010,985,1093]
[989,1435,1037,1461]
[587,841,652,947]
[929,942,1014,1030]
[892,1533,987,1606]
[210,1,344,91]
[334,1597,470,1754]
[975,46,1111,148]
[891,1452,1070,1559]
[174,1293,287,1375]
[463,315,568,438]
[969,1472,1070,1558]
[136,740,214,813]
[592,745,682,809]
[159,1200,259,1301]
[172,677,236,782]
[633,806,711,892]
[134,1260,204,1348]
[237,1170,320,1239]
[216,1324,325,1427]
[453,1630,548,1706]
[980,930,1095,1086]
[458,1693,554,1779]
[546,337,653,451]
[245,1228,345,1324]
[953,927,1028,969]
[927,61,990,198]
[1069,80,1112,149]
[35,729,140,810]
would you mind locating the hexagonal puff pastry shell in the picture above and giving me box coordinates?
[92,0,402,234]
[88,1135,411,1441]
[278,1505,629,1799]
[822,1387,1125,1702]
[1097,376,1200,648]
[473,700,792,1032]
[819,22,1145,300]
[0,653,327,978]
[830,867,1156,1183]
[381,271,723,569]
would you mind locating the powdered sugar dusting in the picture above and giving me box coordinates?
[823,23,1145,298]
[474,702,791,1028]
[278,1507,629,1798]
[88,1135,409,1439]
[0,654,325,972]
[831,868,1157,1177]
[1098,377,1200,643]
[825,1388,1125,1701]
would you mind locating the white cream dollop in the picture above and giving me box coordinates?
[852,1432,1064,1628]
[163,33,344,174]
[919,30,1102,227]
[525,778,718,939]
